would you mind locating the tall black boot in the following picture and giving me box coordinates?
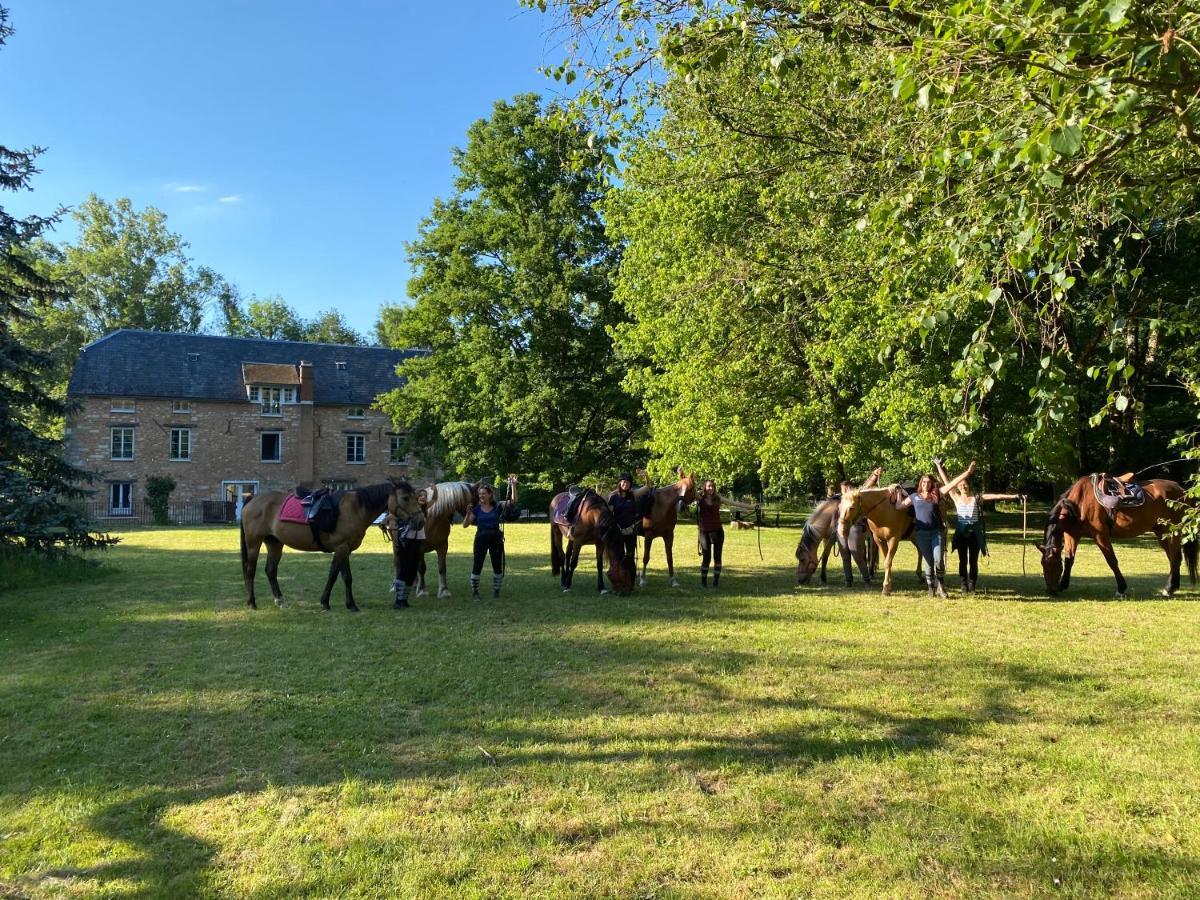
[925,575,936,597]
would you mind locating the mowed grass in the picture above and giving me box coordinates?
[2,517,1199,898]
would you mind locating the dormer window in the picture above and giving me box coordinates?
[246,386,261,402]
[111,397,136,412]
[172,400,192,413]
[335,361,347,371]
[347,407,365,419]
[258,387,283,416]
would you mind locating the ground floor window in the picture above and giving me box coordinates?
[346,433,366,464]
[170,427,192,461]
[110,427,135,460]
[109,482,133,516]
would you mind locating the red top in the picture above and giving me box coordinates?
[698,496,722,531]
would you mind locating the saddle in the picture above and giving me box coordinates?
[553,486,592,529]
[279,487,340,552]
[1091,472,1146,513]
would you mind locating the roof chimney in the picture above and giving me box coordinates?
[299,360,314,402]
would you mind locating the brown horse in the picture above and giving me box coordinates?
[837,486,933,595]
[639,468,697,588]
[1038,476,1197,597]
[550,490,634,595]
[240,479,423,611]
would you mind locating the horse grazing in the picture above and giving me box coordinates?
[1038,475,1197,597]
[412,481,477,598]
[639,468,697,587]
[550,490,634,595]
[795,498,875,586]
[240,479,423,611]
[837,486,930,595]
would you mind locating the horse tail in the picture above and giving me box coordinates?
[550,523,563,575]
[1185,537,1198,586]
[239,514,249,578]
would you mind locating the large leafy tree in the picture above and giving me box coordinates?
[532,0,1200,491]
[221,294,364,345]
[377,94,641,486]
[0,7,114,554]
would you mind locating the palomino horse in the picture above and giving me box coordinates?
[837,486,933,595]
[795,498,875,586]
[550,490,634,595]
[413,481,477,598]
[240,479,423,611]
[1038,476,1197,597]
[639,468,697,587]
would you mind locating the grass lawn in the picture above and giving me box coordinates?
[2,516,1199,898]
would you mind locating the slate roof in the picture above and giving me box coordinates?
[68,330,421,406]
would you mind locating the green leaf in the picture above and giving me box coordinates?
[1041,169,1064,188]
[1115,394,1129,411]
[1104,0,1131,24]
[1049,124,1083,157]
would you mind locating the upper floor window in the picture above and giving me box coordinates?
[335,361,347,371]
[111,397,136,413]
[111,427,135,460]
[170,428,192,461]
[260,432,282,463]
[347,407,365,419]
[259,387,283,416]
[346,434,366,464]
[282,387,298,404]
[172,400,192,414]
[389,434,409,465]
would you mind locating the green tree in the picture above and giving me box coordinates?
[0,7,114,555]
[222,295,363,345]
[377,94,641,486]
[304,308,362,345]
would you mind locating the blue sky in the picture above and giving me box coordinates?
[1,1,562,339]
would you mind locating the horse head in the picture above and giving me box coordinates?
[387,477,424,526]
[836,488,862,546]
[678,469,698,505]
[1038,499,1077,593]
[795,524,821,584]
[596,504,635,595]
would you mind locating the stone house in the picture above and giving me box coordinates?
[65,330,433,519]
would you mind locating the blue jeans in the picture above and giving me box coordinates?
[914,529,943,581]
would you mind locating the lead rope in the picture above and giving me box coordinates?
[756,497,764,561]
[1021,495,1028,577]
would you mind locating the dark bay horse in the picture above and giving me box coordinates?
[240,479,423,611]
[1038,476,1196,597]
[639,468,697,587]
[795,498,876,586]
[550,490,634,595]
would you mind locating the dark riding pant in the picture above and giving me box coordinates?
[392,538,422,607]
[472,531,504,596]
[699,528,725,585]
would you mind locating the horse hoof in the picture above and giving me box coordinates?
[638,578,647,588]
[1115,591,1130,600]
[562,588,571,594]
[669,578,679,588]
[273,598,286,608]
[347,605,360,613]
[438,590,451,599]
[1160,588,1175,598]
[247,600,257,609]
[599,589,609,596]
[415,589,429,598]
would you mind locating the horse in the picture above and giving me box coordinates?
[1037,475,1197,597]
[795,498,876,586]
[413,481,477,598]
[638,468,697,587]
[836,486,935,595]
[550,489,634,595]
[240,479,423,611]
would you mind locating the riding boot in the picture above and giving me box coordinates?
[492,572,503,599]
[392,579,409,609]
[700,566,709,588]
[713,566,722,588]
[925,575,937,597]
[470,573,481,600]
[935,576,948,599]
[960,577,970,594]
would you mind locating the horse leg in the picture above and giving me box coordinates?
[264,536,286,607]
[243,534,263,609]
[640,535,653,587]
[319,556,340,610]
[437,546,451,598]
[415,553,428,597]
[819,539,832,585]
[596,543,607,595]
[566,541,582,593]
[562,539,575,592]
[1059,532,1078,593]
[339,552,359,612]
[664,532,678,587]
[1157,528,1182,597]
[881,539,899,596]
[1094,536,1129,598]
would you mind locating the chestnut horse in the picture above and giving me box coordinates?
[1038,476,1197,597]
[837,486,933,596]
[240,479,423,611]
[550,490,634,595]
[412,481,477,598]
[639,468,698,587]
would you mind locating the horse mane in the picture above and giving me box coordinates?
[425,481,475,519]
[354,482,399,511]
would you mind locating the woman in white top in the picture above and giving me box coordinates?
[934,459,1023,594]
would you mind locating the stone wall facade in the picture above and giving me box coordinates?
[65,395,435,512]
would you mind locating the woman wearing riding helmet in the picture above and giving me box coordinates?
[463,475,518,599]
[607,469,654,583]
[696,479,758,589]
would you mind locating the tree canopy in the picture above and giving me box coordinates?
[377,93,642,486]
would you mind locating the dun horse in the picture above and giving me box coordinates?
[795,498,875,586]
[550,490,634,595]
[639,468,697,587]
[1038,475,1197,597]
[240,479,423,611]
[836,486,930,595]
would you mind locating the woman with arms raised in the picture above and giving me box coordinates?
[895,464,973,598]
[934,459,1023,594]
[463,475,519,600]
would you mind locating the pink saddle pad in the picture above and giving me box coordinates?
[278,494,308,524]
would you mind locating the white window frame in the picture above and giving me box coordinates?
[347,406,366,419]
[259,386,283,416]
[389,434,409,466]
[260,431,282,463]
[246,385,261,403]
[335,361,347,371]
[282,387,298,404]
[111,397,136,413]
[110,427,135,460]
[170,427,192,461]
[171,400,192,413]
[346,434,366,464]
[109,482,133,516]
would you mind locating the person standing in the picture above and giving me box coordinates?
[391,507,426,609]
[895,465,972,598]
[934,459,1023,593]
[607,470,654,585]
[696,480,758,589]
[463,475,519,599]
